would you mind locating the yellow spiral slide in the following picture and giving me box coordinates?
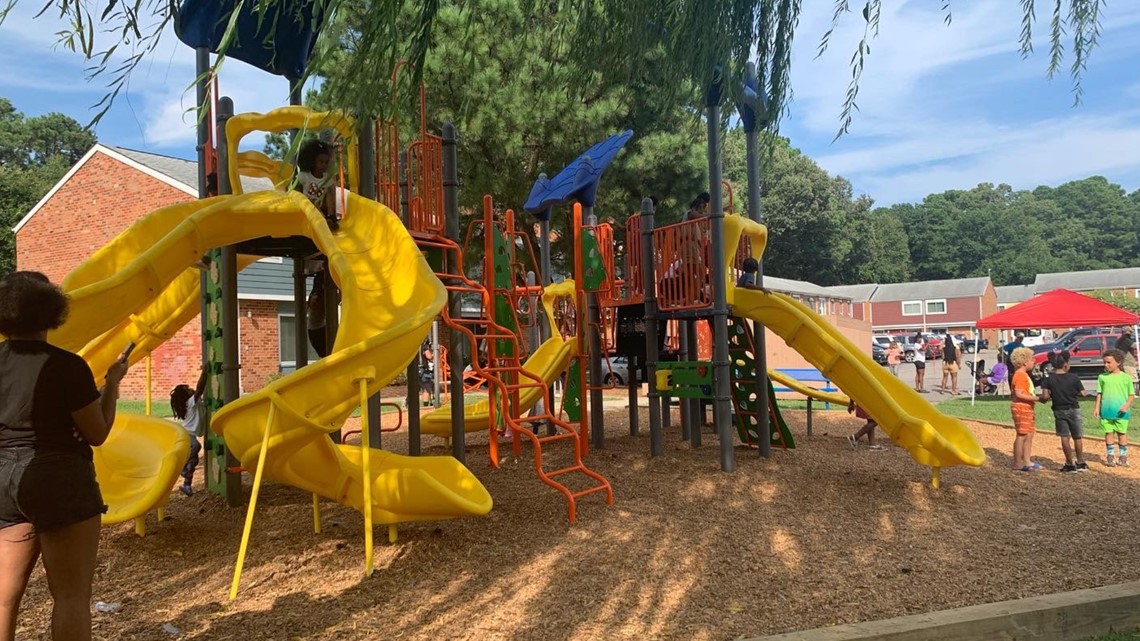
[51,190,491,534]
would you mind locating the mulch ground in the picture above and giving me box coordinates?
[15,407,1140,641]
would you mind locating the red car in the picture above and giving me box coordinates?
[1034,333,1122,378]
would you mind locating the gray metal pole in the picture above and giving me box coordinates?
[354,117,387,451]
[432,320,442,408]
[627,355,639,436]
[395,146,421,454]
[538,215,555,436]
[442,123,466,462]
[742,62,771,459]
[640,197,662,455]
[684,320,699,447]
[194,49,211,358]
[706,75,735,472]
[585,209,606,449]
[293,257,308,372]
[216,97,243,505]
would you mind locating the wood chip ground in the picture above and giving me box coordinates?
[15,407,1140,640]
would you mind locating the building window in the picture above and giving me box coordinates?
[279,314,321,370]
[926,299,947,315]
[901,300,922,316]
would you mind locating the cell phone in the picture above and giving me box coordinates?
[120,343,137,362]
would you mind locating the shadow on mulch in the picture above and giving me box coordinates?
[15,409,1140,641]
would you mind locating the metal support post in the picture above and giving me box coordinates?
[217,97,244,505]
[641,197,663,455]
[442,123,466,462]
[684,320,699,447]
[706,74,735,472]
[355,117,386,449]
[585,209,605,449]
[293,256,309,372]
[742,62,771,459]
[628,354,639,436]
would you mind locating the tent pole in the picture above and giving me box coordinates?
[970,327,977,406]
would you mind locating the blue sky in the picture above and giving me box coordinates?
[3,2,1140,205]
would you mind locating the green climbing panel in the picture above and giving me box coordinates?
[200,250,230,496]
[491,224,518,357]
[564,360,583,421]
[727,316,795,449]
[580,228,607,292]
[662,361,715,399]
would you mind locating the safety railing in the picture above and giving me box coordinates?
[375,120,400,211]
[407,134,445,235]
[653,217,712,312]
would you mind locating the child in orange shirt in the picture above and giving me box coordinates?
[1009,346,1040,471]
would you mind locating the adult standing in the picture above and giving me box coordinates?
[0,271,129,641]
[912,331,928,392]
[1002,334,1025,364]
[1114,328,1137,387]
[939,333,963,395]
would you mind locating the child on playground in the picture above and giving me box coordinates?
[886,341,902,376]
[1038,351,1089,473]
[170,369,208,496]
[1095,348,1134,467]
[736,258,765,290]
[295,139,340,232]
[912,332,927,392]
[847,400,885,450]
[1009,346,1039,471]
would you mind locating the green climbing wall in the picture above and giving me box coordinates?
[564,360,583,421]
[200,250,230,497]
[727,316,795,449]
[580,228,607,292]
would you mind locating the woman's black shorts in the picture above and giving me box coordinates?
[0,447,106,532]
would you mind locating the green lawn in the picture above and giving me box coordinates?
[938,396,1112,437]
[1083,632,1140,641]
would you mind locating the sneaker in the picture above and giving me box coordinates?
[1106,455,1116,467]
[1059,464,1077,474]
[1030,462,1042,471]
[847,434,858,449]
[869,444,887,451]
[1075,461,1089,471]
[1120,456,1130,468]
[180,484,193,497]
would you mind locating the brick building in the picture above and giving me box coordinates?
[828,277,1000,344]
[13,145,312,400]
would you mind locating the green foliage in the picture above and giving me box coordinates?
[0,98,96,276]
[1086,291,1140,316]
[5,1,1110,135]
[878,178,1140,287]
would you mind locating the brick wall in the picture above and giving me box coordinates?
[15,150,195,282]
[14,148,285,400]
[239,300,281,393]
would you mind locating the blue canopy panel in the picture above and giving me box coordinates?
[523,130,633,221]
[176,0,325,79]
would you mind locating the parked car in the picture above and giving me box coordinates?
[1033,333,1122,378]
[890,335,941,362]
[1031,327,1118,355]
[601,355,643,386]
[953,333,989,353]
[872,342,888,365]
[872,334,893,348]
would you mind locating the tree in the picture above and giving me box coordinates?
[5,1,1109,137]
[1086,290,1140,316]
[0,98,96,275]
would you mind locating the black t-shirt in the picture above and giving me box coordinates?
[1041,372,1084,411]
[0,340,101,459]
[1115,334,1134,354]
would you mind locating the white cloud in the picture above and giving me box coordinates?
[784,1,1140,204]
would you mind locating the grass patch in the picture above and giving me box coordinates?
[1083,632,1140,641]
[938,396,1113,437]
[117,400,174,418]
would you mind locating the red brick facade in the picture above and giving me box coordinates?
[868,282,1000,344]
[14,147,284,400]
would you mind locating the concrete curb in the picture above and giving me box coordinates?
[746,581,1140,641]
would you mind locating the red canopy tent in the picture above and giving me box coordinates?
[977,289,1138,329]
[971,289,1138,404]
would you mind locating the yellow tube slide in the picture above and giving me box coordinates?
[55,190,490,527]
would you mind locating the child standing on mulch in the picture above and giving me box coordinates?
[1009,346,1040,472]
[1038,351,1089,473]
[886,341,902,376]
[1095,348,1135,467]
[847,400,885,451]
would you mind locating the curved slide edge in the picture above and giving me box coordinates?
[767,369,849,406]
[732,288,986,469]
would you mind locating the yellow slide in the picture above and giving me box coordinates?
[53,189,491,529]
[420,277,578,435]
[723,214,984,470]
[735,289,985,468]
[766,369,849,406]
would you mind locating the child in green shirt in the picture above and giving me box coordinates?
[1095,348,1135,467]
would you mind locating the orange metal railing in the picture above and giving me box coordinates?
[653,217,713,312]
[375,120,400,210]
[407,134,444,235]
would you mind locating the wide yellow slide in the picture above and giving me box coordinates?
[766,369,849,406]
[53,189,490,529]
[734,288,985,469]
[421,278,578,435]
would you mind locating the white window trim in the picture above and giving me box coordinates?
[901,300,923,316]
[925,298,948,315]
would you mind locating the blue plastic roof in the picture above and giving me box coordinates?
[175,0,325,79]
[523,130,633,220]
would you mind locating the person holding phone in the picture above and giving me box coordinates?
[0,271,130,641]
